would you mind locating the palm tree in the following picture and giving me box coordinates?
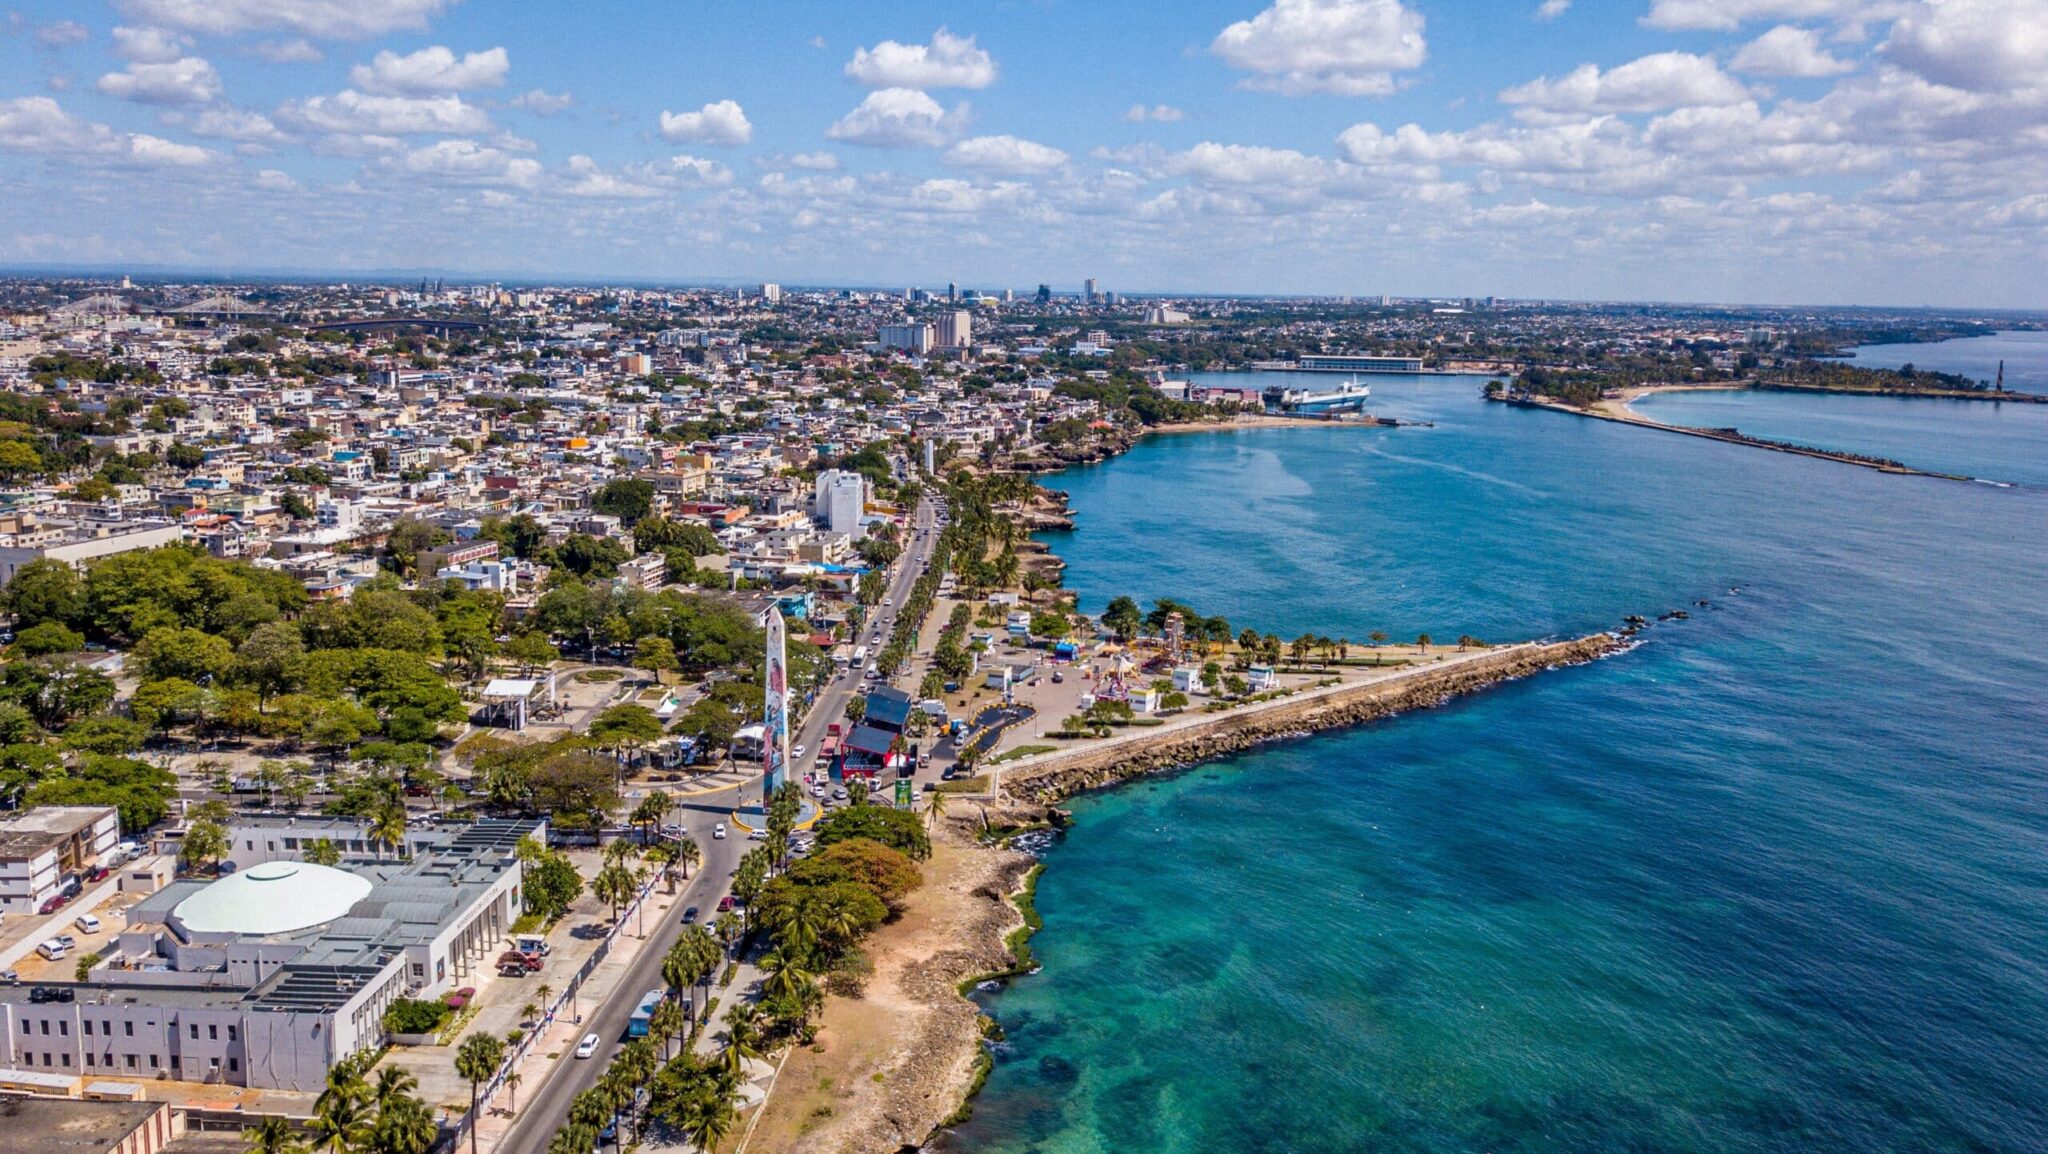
[630,793,667,843]
[643,842,678,894]
[721,1003,764,1078]
[760,946,815,1002]
[371,1067,417,1114]
[681,1090,737,1154]
[676,835,700,880]
[520,1001,541,1027]
[926,786,948,829]
[367,1094,436,1154]
[650,997,687,1061]
[1417,633,1432,654]
[455,1032,507,1154]
[243,1116,306,1154]
[312,1080,370,1154]
[503,1071,522,1115]
[368,802,408,860]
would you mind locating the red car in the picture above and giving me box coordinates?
[716,896,735,913]
[39,895,66,915]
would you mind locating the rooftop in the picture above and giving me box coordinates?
[170,860,373,937]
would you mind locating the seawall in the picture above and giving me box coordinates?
[995,633,1627,808]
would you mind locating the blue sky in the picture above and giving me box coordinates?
[2,0,2045,307]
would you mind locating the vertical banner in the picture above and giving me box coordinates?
[763,610,789,796]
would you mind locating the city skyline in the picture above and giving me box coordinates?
[2,0,2045,308]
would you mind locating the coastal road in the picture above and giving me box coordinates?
[496,816,744,1154]
[496,497,938,1152]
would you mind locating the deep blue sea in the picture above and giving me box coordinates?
[948,370,2048,1154]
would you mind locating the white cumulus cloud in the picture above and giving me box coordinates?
[1732,26,1856,76]
[658,99,753,145]
[511,89,573,115]
[1211,0,1427,96]
[254,168,299,190]
[386,137,540,186]
[116,0,453,39]
[1536,0,1571,19]
[825,88,966,148]
[110,26,190,62]
[350,46,508,94]
[1882,0,2048,93]
[844,28,997,89]
[789,151,840,170]
[1124,103,1187,122]
[0,95,217,167]
[944,134,1069,173]
[1501,52,1749,115]
[97,56,223,105]
[278,90,492,135]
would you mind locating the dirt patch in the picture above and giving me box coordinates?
[746,825,1032,1154]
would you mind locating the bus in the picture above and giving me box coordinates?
[851,645,869,669]
[627,988,665,1038]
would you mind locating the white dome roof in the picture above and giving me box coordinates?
[173,860,373,936]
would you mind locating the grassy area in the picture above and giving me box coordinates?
[576,669,624,683]
[987,744,1056,765]
[936,774,991,794]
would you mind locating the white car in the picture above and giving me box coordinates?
[73,914,101,935]
[35,940,66,961]
[574,1033,600,1059]
[792,744,806,760]
[712,823,726,840]
[747,828,768,841]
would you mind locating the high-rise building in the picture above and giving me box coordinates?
[759,282,782,303]
[1036,284,1052,303]
[946,282,958,302]
[1084,277,1099,303]
[935,310,972,350]
[814,469,868,540]
[878,323,935,354]
[1003,288,1014,303]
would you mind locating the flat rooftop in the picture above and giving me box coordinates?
[0,1094,165,1152]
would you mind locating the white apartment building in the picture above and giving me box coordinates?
[878,324,934,355]
[813,470,868,541]
[0,807,121,913]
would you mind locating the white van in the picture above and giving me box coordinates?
[74,914,102,935]
[35,940,67,961]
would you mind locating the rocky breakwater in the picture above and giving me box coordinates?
[1000,633,1628,808]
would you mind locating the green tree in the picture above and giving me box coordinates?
[242,1115,307,1154]
[592,477,655,525]
[12,621,84,656]
[454,1033,506,1154]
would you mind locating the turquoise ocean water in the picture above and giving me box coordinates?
[946,370,2048,1154]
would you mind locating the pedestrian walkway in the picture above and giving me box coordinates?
[467,881,685,1154]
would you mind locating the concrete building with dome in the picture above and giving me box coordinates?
[0,817,543,1092]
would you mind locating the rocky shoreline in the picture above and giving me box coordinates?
[993,633,1627,811]
[884,633,1630,1151]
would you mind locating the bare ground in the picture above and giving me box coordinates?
[745,824,1033,1154]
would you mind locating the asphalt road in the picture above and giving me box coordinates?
[496,497,938,1153]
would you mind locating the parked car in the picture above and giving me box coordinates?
[74,914,101,935]
[574,1033,601,1059]
[0,969,18,985]
[56,934,76,951]
[747,828,768,841]
[716,896,735,913]
[38,895,66,915]
[35,940,66,961]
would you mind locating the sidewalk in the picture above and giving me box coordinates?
[466,880,685,1153]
